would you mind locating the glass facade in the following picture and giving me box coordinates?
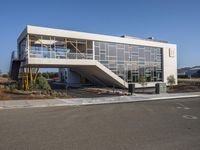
[18,38,27,60]
[94,41,163,83]
[27,35,93,60]
[19,34,163,84]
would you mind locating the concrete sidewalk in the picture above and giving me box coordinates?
[0,92,200,109]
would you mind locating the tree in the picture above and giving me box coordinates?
[138,75,147,93]
[167,75,176,89]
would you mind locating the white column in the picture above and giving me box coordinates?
[27,34,30,59]
[93,41,95,60]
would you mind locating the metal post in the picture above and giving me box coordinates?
[86,40,88,57]
[21,67,24,90]
[27,34,30,59]
[34,68,39,82]
[76,40,77,59]
[29,65,33,86]
[25,67,29,91]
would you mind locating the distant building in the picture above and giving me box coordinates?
[178,66,200,77]
[178,67,191,76]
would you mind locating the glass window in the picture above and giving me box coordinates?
[100,43,106,50]
[117,49,124,61]
[94,41,163,83]
[108,45,116,56]
[87,40,93,49]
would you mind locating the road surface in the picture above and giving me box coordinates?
[0,97,199,150]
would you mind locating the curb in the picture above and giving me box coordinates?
[0,94,200,110]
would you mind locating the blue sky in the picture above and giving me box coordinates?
[0,0,200,73]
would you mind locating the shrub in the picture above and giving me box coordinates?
[42,73,49,79]
[167,75,176,88]
[34,74,51,91]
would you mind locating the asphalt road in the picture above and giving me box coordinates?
[0,97,200,150]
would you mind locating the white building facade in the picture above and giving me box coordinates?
[17,25,177,88]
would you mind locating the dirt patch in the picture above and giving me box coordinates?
[0,89,53,100]
[168,80,200,93]
[1,76,200,100]
[66,87,126,98]
[0,77,73,100]
[0,77,9,83]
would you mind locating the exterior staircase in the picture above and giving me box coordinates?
[28,57,128,88]
[9,51,21,81]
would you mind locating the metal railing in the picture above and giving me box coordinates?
[28,50,93,60]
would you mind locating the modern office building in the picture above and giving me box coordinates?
[10,25,177,89]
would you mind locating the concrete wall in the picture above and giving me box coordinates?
[163,45,177,85]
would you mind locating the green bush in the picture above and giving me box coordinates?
[167,75,176,89]
[42,73,49,79]
[34,74,51,91]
